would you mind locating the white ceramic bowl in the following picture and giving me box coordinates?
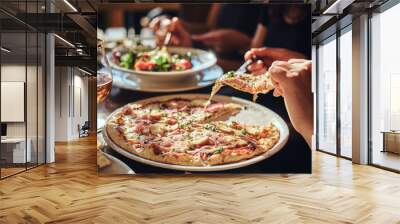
[107,46,217,79]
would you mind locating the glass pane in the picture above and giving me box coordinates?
[371,4,400,171]
[1,31,27,177]
[317,37,337,154]
[27,31,38,169]
[38,33,45,165]
[339,29,352,158]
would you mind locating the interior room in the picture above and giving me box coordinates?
[0,0,96,179]
[314,0,400,172]
[0,3,46,178]
[1,0,400,223]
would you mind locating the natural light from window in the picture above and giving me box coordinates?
[371,3,400,171]
[317,37,337,154]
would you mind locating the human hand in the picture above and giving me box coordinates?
[244,47,306,75]
[150,17,192,47]
[268,59,313,147]
[191,29,251,53]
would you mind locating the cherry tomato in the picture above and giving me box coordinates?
[135,60,156,71]
[147,61,156,70]
[135,60,148,70]
[174,59,192,70]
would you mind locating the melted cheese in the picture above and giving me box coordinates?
[245,126,261,135]
[172,141,190,152]
[150,123,165,135]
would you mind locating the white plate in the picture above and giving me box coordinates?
[107,46,217,79]
[106,65,223,92]
[102,94,289,172]
[97,134,135,175]
[99,151,136,175]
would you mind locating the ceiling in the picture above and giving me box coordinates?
[0,0,97,73]
[1,0,393,73]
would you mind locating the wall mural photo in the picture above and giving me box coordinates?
[97,3,312,174]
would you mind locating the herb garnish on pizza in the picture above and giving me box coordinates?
[105,98,280,167]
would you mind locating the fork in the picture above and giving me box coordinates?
[163,31,172,46]
[236,55,258,74]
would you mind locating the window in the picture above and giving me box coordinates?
[339,27,352,158]
[317,36,337,154]
[370,2,400,171]
[0,1,46,179]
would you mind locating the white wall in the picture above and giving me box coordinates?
[54,67,89,141]
[1,64,46,164]
[1,65,32,138]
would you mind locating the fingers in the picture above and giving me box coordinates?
[269,60,307,83]
[244,48,268,60]
[288,58,308,64]
[269,61,291,81]
[244,48,278,68]
[148,16,163,31]
[288,59,311,70]
[169,17,186,36]
[273,88,283,97]
[244,50,255,61]
[246,47,284,60]
[268,59,312,99]
[247,60,265,73]
[164,17,192,47]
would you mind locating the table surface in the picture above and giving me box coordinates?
[381,131,400,134]
[98,56,311,174]
[1,138,27,143]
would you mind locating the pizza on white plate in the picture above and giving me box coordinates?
[105,98,280,167]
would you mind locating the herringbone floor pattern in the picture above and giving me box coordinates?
[1,136,400,224]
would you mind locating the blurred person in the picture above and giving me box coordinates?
[150,4,261,56]
[238,5,313,172]
[241,5,312,146]
[252,5,310,53]
[247,4,311,71]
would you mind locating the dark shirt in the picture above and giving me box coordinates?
[259,5,311,59]
[216,4,260,37]
[213,4,261,60]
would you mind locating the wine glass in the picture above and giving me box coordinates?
[97,71,112,103]
[97,36,113,103]
[97,37,114,132]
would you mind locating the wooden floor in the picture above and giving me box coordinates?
[1,167,26,178]
[372,150,400,171]
[1,136,400,224]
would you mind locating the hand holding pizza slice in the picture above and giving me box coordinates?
[210,70,275,102]
[210,47,308,100]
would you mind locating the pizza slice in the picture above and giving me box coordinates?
[127,98,242,128]
[125,121,264,166]
[97,141,112,169]
[181,121,279,166]
[97,150,112,168]
[210,71,275,102]
[211,121,280,152]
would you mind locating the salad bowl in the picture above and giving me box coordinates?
[105,46,217,80]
